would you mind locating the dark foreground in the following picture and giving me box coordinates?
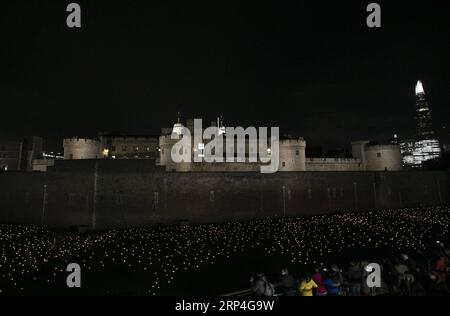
[0,207,449,296]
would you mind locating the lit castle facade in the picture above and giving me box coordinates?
[61,116,402,173]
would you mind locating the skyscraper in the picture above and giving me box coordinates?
[408,81,441,166]
[415,80,435,139]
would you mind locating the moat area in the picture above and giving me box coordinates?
[1,207,449,296]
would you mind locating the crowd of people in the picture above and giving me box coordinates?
[251,245,450,296]
[0,206,449,295]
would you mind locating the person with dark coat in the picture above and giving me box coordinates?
[251,273,275,296]
[278,268,297,296]
[348,261,363,296]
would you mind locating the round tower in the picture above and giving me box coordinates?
[159,135,177,170]
[364,144,402,171]
[63,138,101,160]
[159,114,192,171]
[278,138,306,171]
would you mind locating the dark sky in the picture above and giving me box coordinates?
[1,1,450,151]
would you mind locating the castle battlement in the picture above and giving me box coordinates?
[365,144,400,151]
[63,138,100,144]
[63,138,100,160]
[307,158,360,163]
[280,138,305,144]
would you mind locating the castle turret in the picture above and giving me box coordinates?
[278,138,306,171]
[351,140,370,170]
[364,144,402,171]
[352,140,402,171]
[159,134,184,171]
[63,138,100,160]
[159,113,192,171]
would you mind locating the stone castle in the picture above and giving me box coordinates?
[0,117,445,230]
[62,117,402,173]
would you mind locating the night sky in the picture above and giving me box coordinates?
[1,1,450,151]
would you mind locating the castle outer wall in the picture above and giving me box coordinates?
[0,160,447,230]
[305,158,362,171]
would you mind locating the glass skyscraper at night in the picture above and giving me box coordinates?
[401,81,441,167]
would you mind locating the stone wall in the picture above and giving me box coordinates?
[0,160,448,229]
[305,158,363,171]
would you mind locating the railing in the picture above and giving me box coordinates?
[221,289,253,296]
[221,288,284,296]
